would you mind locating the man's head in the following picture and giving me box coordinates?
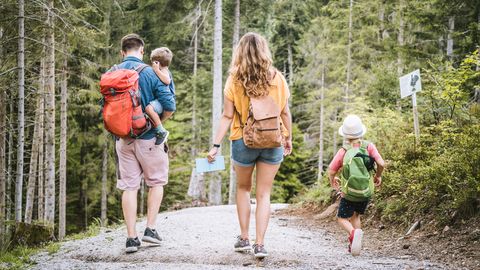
[120,33,145,58]
[150,47,173,67]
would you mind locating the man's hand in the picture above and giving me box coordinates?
[374,175,382,187]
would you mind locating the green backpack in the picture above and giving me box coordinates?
[340,140,375,202]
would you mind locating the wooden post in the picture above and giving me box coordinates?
[412,92,420,143]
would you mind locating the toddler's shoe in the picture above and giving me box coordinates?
[349,229,363,256]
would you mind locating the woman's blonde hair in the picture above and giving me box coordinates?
[229,32,274,97]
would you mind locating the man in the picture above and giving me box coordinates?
[114,33,175,253]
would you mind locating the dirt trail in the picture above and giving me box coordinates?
[32,204,448,269]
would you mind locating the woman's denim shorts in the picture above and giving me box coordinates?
[231,139,284,167]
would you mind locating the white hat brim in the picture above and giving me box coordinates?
[338,124,367,139]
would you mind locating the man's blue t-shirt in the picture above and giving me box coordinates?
[116,56,176,139]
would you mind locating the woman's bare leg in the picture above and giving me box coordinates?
[254,161,280,245]
[235,164,255,239]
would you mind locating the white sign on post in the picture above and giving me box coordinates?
[399,69,422,98]
[399,69,422,143]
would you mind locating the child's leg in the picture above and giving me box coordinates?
[350,212,361,229]
[145,104,162,128]
[337,217,355,234]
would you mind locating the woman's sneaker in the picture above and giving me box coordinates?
[142,227,162,244]
[234,236,251,252]
[349,229,363,256]
[126,237,141,253]
[252,244,268,258]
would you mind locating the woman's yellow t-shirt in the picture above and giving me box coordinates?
[224,71,290,141]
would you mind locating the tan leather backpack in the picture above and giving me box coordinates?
[237,95,284,149]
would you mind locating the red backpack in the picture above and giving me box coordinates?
[99,64,151,138]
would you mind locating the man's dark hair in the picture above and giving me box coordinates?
[121,33,145,52]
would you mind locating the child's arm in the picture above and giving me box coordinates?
[152,61,171,85]
[374,156,385,187]
[328,168,340,192]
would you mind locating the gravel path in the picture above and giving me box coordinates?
[31,204,447,269]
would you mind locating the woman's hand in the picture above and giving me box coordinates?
[207,147,219,163]
[283,138,292,156]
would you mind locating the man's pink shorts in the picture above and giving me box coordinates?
[115,138,169,191]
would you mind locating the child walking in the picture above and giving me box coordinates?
[327,115,385,256]
[145,47,175,145]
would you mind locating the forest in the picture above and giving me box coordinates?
[0,0,478,251]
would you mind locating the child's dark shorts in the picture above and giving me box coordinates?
[337,198,369,218]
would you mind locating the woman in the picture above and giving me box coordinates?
[207,32,292,258]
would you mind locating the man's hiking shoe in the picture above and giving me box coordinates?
[155,130,169,145]
[350,229,363,256]
[234,236,251,252]
[142,227,162,244]
[126,237,141,253]
[252,244,268,258]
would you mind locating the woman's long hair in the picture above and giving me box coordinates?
[230,32,274,97]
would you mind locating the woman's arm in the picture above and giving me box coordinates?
[152,61,171,85]
[207,96,234,162]
[280,101,293,156]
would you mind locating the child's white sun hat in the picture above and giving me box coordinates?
[338,115,367,139]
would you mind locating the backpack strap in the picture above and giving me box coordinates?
[133,63,149,74]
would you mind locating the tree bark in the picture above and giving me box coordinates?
[58,37,68,239]
[228,0,240,205]
[287,43,294,86]
[446,16,454,60]
[345,0,353,109]
[24,96,41,224]
[15,0,26,223]
[44,0,56,224]
[37,57,45,222]
[6,102,13,223]
[317,58,326,183]
[397,0,404,76]
[101,140,108,226]
[0,25,6,245]
[209,0,223,205]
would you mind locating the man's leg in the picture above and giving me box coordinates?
[146,186,164,228]
[122,190,139,238]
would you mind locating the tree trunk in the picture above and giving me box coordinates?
[37,57,45,222]
[24,96,41,224]
[15,0,26,223]
[287,43,294,86]
[332,108,338,155]
[345,0,353,109]
[446,16,454,60]
[101,140,108,226]
[209,0,223,205]
[44,0,56,225]
[139,178,145,216]
[0,25,6,245]
[232,0,240,48]
[228,0,240,205]
[58,38,68,239]
[378,0,387,40]
[6,102,13,223]
[397,0,404,76]
[317,58,326,183]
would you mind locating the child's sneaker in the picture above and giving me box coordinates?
[252,244,268,258]
[234,236,251,252]
[349,229,363,256]
[154,128,169,145]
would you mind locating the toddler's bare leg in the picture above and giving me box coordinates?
[350,212,361,229]
[338,217,354,235]
[145,104,162,128]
